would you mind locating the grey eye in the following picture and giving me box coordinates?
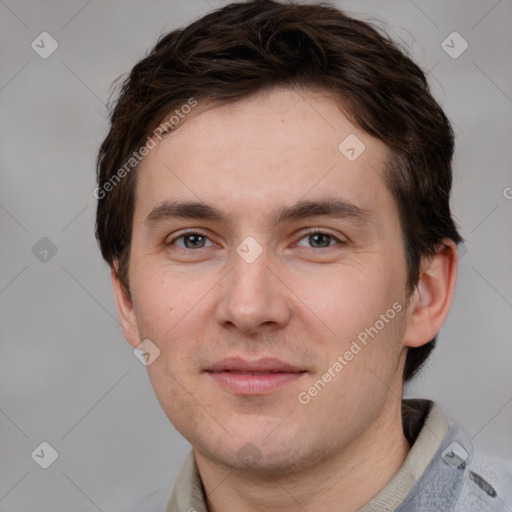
[297,232,338,248]
[174,233,213,249]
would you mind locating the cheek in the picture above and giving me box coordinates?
[294,262,408,382]
[130,264,202,348]
[295,261,400,327]
[145,358,205,439]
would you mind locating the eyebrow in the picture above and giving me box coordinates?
[145,197,371,228]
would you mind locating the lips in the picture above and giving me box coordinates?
[208,357,304,373]
[206,357,306,395]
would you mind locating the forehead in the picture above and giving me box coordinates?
[135,87,392,220]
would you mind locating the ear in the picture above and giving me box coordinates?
[111,262,141,349]
[403,240,458,348]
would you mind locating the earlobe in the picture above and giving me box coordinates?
[403,240,458,349]
[111,264,141,349]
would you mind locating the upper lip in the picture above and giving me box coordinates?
[207,357,305,373]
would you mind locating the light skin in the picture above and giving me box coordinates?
[112,86,458,512]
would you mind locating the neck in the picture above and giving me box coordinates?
[195,398,410,512]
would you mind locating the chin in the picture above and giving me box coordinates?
[195,426,324,477]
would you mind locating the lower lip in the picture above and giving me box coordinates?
[208,371,305,395]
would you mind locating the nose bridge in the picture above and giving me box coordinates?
[216,239,290,332]
[232,244,271,297]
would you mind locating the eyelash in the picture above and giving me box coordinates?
[166,229,345,250]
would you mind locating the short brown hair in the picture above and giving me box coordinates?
[95,0,462,381]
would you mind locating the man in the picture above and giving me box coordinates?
[95,1,512,510]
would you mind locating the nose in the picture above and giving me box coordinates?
[215,243,291,335]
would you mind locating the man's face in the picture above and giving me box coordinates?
[123,87,412,473]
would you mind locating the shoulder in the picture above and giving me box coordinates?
[454,450,512,511]
[399,401,512,511]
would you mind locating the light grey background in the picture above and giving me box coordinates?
[1,0,511,510]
